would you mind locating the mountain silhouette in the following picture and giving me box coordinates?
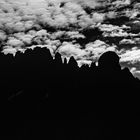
[4,48,140,139]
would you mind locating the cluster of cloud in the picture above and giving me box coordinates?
[0,0,105,49]
[130,67,140,79]
[99,24,131,37]
[120,49,140,63]
[0,0,140,79]
[58,40,116,60]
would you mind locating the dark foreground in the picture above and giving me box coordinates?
[4,48,140,140]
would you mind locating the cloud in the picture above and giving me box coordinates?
[111,0,131,7]
[65,31,85,39]
[35,29,49,37]
[119,39,135,45]
[70,0,101,9]
[2,45,26,56]
[2,46,17,56]
[58,42,86,58]
[7,37,24,48]
[120,49,140,63]
[130,67,140,79]
[92,12,105,23]
[100,24,130,37]
[16,34,33,45]
[106,11,117,19]
[77,59,92,67]
[0,0,140,79]
[134,38,140,44]
[50,31,66,40]
[0,30,7,41]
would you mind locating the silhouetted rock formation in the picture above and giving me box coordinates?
[4,48,140,139]
[98,51,121,71]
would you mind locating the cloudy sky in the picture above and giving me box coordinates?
[0,0,140,79]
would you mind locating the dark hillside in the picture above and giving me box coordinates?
[4,48,140,140]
